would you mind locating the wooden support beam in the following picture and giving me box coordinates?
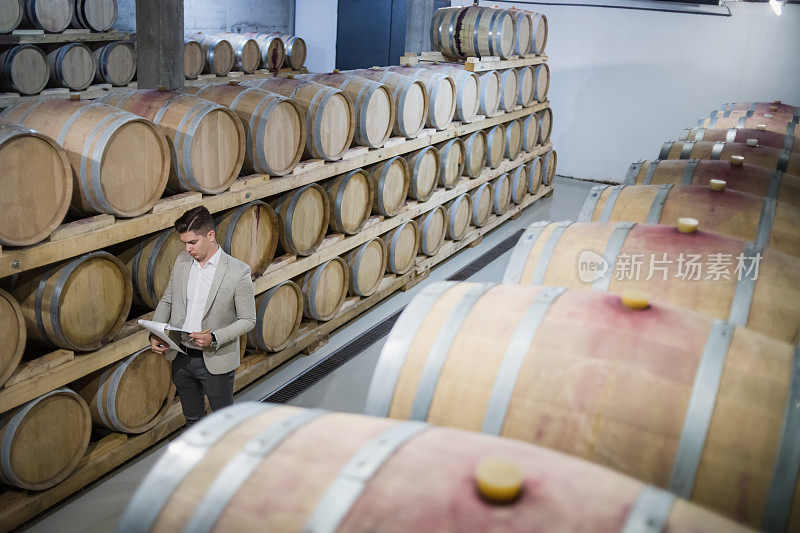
[135,0,184,90]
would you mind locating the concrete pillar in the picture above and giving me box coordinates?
[404,0,434,55]
[135,0,184,90]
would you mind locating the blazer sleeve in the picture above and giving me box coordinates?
[152,265,175,324]
[213,265,257,346]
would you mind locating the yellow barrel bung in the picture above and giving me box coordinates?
[620,290,650,310]
[730,155,745,166]
[475,456,524,504]
[677,217,699,233]
[708,179,726,192]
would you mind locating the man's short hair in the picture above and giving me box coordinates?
[174,206,215,235]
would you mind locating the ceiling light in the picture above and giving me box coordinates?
[769,0,785,16]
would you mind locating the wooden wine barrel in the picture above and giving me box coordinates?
[364,282,796,531]
[541,148,556,185]
[72,0,116,31]
[8,251,132,350]
[248,281,303,352]
[186,33,235,76]
[473,68,500,116]
[682,127,796,156]
[244,33,285,71]
[404,145,440,201]
[216,201,279,276]
[75,348,174,434]
[510,10,531,55]
[624,159,800,207]
[414,64,479,124]
[503,220,800,343]
[529,11,548,54]
[526,157,543,193]
[446,193,472,241]
[47,43,96,91]
[497,68,518,112]
[298,257,348,321]
[578,183,800,258]
[659,140,800,176]
[462,129,487,178]
[118,229,183,309]
[516,65,535,107]
[215,33,260,74]
[537,107,553,143]
[717,101,797,115]
[0,0,23,33]
[93,41,135,86]
[185,82,304,176]
[2,98,170,217]
[436,137,465,189]
[119,403,750,533]
[509,164,528,204]
[21,0,72,32]
[300,72,394,149]
[470,182,493,227]
[385,220,420,275]
[98,88,245,194]
[417,205,447,256]
[706,106,798,125]
[183,40,204,79]
[504,118,523,160]
[0,288,25,388]
[0,388,91,490]
[0,44,48,94]
[431,6,516,59]
[532,63,549,103]
[698,113,798,138]
[368,156,410,217]
[491,173,512,215]
[0,120,71,247]
[243,77,356,161]
[485,123,506,168]
[350,69,428,139]
[521,112,539,151]
[346,237,387,297]
[274,184,330,257]
[274,33,306,69]
[323,169,374,235]
[385,66,456,130]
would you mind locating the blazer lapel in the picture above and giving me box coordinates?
[176,255,192,323]
[203,251,229,318]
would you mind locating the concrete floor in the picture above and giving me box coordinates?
[22,176,595,533]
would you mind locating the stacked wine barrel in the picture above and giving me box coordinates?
[183,32,306,79]
[365,99,800,532]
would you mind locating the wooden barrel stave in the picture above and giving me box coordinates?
[436,137,465,189]
[368,156,410,217]
[71,0,117,32]
[0,0,24,33]
[274,183,330,257]
[446,193,473,241]
[659,140,800,176]
[216,200,279,277]
[385,66,456,131]
[462,130,487,179]
[541,149,556,185]
[248,280,303,352]
[46,43,96,91]
[413,64,479,124]
[485,123,506,169]
[503,220,800,344]
[298,257,349,321]
[498,68,518,112]
[93,41,136,86]
[625,159,800,208]
[532,63,549,103]
[349,69,429,139]
[509,164,528,204]
[243,77,356,161]
[186,33,235,76]
[74,347,175,433]
[98,88,245,194]
[537,107,553,144]
[183,40,204,79]
[346,237,387,297]
[510,10,531,55]
[247,33,286,70]
[117,229,183,310]
[516,65,535,107]
[470,182,493,227]
[272,33,305,69]
[521,112,539,152]
[21,0,73,32]
[323,169,374,235]
[1,98,171,217]
[364,282,794,530]
[682,127,796,156]
[491,173,512,215]
[385,220,420,275]
[0,44,48,94]
[0,119,72,246]
[186,83,305,176]
[404,146,440,202]
[0,288,25,388]
[716,101,797,115]
[0,387,91,490]
[214,33,260,73]
[504,118,523,160]
[526,157,543,193]
[529,11,548,54]
[417,205,447,257]
[697,111,799,138]
[579,183,800,258]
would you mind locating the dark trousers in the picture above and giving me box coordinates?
[171,349,235,426]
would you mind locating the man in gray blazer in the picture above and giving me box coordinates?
[149,206,256,425]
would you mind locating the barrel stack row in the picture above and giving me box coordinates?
[184,32,306,79]
[0,0,119,34]
[359,100,800,531]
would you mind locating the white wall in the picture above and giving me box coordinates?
[295,0,338,73]
[456,0,800,182]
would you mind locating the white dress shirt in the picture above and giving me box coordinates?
[181,246,222,346]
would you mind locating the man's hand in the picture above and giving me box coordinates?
[149,333,169,354]
[190,332,213,348]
